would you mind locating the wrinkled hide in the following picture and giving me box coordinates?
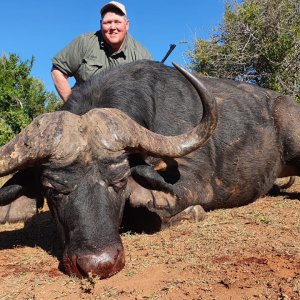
[0,61,217,278]
[0,60,299,279]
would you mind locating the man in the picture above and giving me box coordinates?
[51,1,152,102]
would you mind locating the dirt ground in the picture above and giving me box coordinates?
[0,179,299,300]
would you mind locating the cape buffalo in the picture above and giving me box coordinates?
[0,60,298,279]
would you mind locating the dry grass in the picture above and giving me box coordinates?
[0,178,299,299]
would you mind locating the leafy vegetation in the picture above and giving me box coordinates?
[0,53,61,146]
[189,0,300,101]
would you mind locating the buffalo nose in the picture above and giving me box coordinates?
[64,244,125,278]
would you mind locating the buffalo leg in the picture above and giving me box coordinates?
[0,196,37,224]
[0,168,43,223]
[162,205,206,228]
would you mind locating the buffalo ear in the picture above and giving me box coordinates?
[0,168,44,208]
[0,184,24,206]
[131,165,174,194]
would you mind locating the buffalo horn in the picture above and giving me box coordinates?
[0,112,83,177]
[87,63,218,158]
[0,63,218,177]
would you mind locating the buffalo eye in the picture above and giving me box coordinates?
[43,181,70,200]
[49,189,64,199]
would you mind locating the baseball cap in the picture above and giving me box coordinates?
[100,1,127,17]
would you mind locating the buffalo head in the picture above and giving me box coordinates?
[0,63,217,278]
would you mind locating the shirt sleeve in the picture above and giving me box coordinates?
[130,36,153,61]
[141,48,153,60]
[51,35,87,77]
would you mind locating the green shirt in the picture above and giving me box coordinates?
[52,31,152,86]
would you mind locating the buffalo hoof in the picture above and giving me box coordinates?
[0,196,37,224]
[269,176,296,196]
[63,243,125,278]
[164,205,206,228]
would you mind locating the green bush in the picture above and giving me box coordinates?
[0,53,61,146]
[189,0,300,101]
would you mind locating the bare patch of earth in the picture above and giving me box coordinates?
[0,179,299,299]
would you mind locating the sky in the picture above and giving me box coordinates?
[0,1,226,95]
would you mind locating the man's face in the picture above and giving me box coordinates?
[101,12,129,52]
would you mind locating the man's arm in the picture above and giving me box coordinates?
[51,66,72,102]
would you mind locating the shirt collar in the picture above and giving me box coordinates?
[98,31,128,57]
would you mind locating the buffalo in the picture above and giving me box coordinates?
[0,60,298,278]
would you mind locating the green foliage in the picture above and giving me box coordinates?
[0,53,61,146]
[189,0,300,101]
